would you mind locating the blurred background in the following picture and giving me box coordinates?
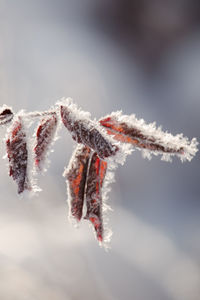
[0,0,200,299]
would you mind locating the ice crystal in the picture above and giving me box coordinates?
[0,99,198,246]
[60,98,119,159]
[100,112,198,162]
[64,145,91,222]
[34,114,58,171]
[6,115,31,194]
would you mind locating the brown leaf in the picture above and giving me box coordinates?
[100,115,184,155]
[60,104,118,159]
[6,116,30,194]
[34,114,57,171]
[64,145,91,221]
[84,152,107,242]
[0,106,13,125]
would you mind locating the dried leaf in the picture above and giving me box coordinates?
[34,114,57,171]
[100,113,198,162]
[60,100,118,159]
[64,145,91,221]
[0,106,13,125]
[84,152,107,242]
[6,116,30,194]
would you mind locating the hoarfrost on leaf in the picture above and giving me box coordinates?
[6,115,31,194]
[0,99,198,246]
[34,114,58,172]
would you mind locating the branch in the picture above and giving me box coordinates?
[0,98,198,247]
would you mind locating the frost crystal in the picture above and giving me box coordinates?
[64,145,91,222]
[6,115,31,194]
[0,99,198,246]
[34,114,58,171]
[100,112,198,162]
[84,152,107,243]
[64,145,108,244]
[60,99,119,159]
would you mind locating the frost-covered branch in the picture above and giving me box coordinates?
[0,98,198,247]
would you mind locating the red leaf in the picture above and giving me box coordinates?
[6,117,30,194]
[34,114,57,171]
[100,115,184,155]
[84,152,107,242]
[64,145,91,221]
[60,104,118,159]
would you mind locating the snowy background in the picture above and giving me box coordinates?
[0,1,200,299]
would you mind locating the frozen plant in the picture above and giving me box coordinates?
[0,98,198,246]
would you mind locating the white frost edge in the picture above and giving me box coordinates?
[100,152,131,250]
[56,97,91,123]
[102,111,199,162]
[32,112,61,175]
[96,142,132,249]
[62,144,86,227]
[57,98,133,165]
[4,111,41,197]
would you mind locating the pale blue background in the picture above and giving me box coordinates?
[0,1,200,299]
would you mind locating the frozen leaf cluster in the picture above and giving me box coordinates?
[0,98,198,246]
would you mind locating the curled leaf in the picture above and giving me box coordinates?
[6,116,30,194]
[0,106,14,125]
[34,114,58,171]
[100,112,198,162]
[59,99,119,159]
[84,152,107,243]
[64,145,91,221]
